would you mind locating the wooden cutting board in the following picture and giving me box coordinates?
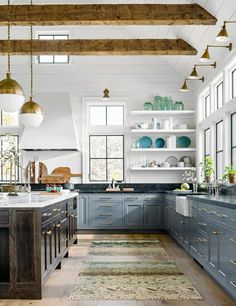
[26,162,48,183]
[51,167,82,182]
[39,175,66,184]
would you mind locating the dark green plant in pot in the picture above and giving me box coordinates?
[223,165,236,184]
[200,156,214,183]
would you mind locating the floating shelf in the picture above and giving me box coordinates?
[131,167,196,171]
[131,110,195,116]
[131,148,196,152]
[131,129,196,134]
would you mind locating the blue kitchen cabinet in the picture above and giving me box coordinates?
[143,194,164,228]
[78,195,89,229]
[124,195,143,228]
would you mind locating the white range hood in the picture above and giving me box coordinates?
[20,93,80,151]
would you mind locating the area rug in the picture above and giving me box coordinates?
[69,239,202,301]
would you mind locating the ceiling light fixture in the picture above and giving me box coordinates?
[20,0,43,128]
[189,62,216,79]
[0,0,25,112]
[180,77,204,92]
[102,88,110,100]
[200,43,232,62]
[216,21,236,43]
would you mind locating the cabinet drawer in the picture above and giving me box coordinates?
[124,195,143,203]
[89,201,123,212]
[89,194,123,202]
[144,194,163,203]
[90,211,123,227]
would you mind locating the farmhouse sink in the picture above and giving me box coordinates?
[176,196,192,217]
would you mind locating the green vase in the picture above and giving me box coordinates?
[143,102,153,110]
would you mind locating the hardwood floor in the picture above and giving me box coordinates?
[0,234,235,306]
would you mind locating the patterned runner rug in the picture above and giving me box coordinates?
[69,239,202,301]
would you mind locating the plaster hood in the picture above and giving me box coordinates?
[20,93,80,151]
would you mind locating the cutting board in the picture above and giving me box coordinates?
[26,162,48,183]
[39,175,66,184]
[51,167,82,183]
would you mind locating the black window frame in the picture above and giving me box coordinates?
[232,68,236,98]
[38,34,70,64]
[204,128,210,158]
[204,94,210,118]
[216,81,224,110]
[216,120,224,180]
[0,135,19,182]
[89,135,124,182]
[231,112,236,166]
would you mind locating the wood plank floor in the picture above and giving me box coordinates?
[0,234,235,306]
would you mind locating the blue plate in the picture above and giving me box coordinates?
[139,136,152,148]
[177,136,191,148]
[155,138,165,148]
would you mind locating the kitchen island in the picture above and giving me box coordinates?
[0,192,78,299]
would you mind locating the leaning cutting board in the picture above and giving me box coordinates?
[26,161,48,183]
[39,175,66,184]
[51,167,82,183]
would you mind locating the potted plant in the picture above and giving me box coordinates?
[200,156,214,183]
[223,165,236,184]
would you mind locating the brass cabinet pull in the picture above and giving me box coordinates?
[71,214,74,218]
[198,222,207,227]
[46,230,52,235]
[198,237,207,242]
[126,197,139,200]
[212,230,218,235]
[56,224,61,228]
[53,208,57,212]
[99,214,112,217]
[100,205,112,207]
[230,218,236,222]
[64,238,68,242]
[100,222,112,225]
[230,260,236,265]
[230,238,236,243]
[231,281,236,288]
[99,197,112,200]
[42,212,52,217]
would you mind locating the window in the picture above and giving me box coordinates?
[204,128,211,158]
[232,112,236,166]
[216,82,223,109]
[0,135,19,182]
[232,68,236,98]
[89,106,124,126]
[38,34,69,64]
[216,121,224,180]
[0,111,18,126]
[89,135,124,181]
[204,94,210,118]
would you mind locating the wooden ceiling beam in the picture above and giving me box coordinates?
[0,4,216,26]
[0,39,197,56]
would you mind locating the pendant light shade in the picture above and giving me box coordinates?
[20,97,43,128]
[0,72,25,112]
[180,80,188,92]
[200,48,211,62]
[216,24,230,42]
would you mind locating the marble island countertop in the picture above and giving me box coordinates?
[188,194,236,210]
[0,191,78,208]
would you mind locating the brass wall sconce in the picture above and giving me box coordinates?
[189,62,216,79]
[180,77,204,92]
[216,21,236,42]
[200,43,232,62]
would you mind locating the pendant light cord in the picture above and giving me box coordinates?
[30,0,33,99]
[7,0,11,74]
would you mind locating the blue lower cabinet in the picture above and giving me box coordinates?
[124,202,143,227]
[90,211,123,228]
[78,195,89,229]
[143,203,163,228]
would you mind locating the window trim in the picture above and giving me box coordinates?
[89,135,124,182]
[204,128,210,158]
[216,120,224,180]
[231,112,236,166]
[232,68,236,99]
[216,81,224,110]
[37,34,70,64]
[204,94,210,118]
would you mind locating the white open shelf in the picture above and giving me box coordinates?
[131,129,196,134]
[131,167,196,171]
[131,148,196,152]
[131,110,195,116]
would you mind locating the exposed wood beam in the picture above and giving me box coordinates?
[0,4,216,26]
[0,39,197,56]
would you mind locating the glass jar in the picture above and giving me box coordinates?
[174,101,184,110]
[143,102,153,111]
[153,96,162,110]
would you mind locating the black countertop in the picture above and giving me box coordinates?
[76,189,164,194]
[188,194,236,210]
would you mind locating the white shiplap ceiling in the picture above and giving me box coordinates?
[0,0,236,88]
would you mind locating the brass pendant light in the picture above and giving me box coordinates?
[20,0,43,128]
[0,0,25,112]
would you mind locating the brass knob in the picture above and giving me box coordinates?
[56,224,61,228]
[46,230,52,235]
[212,230,218,235]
